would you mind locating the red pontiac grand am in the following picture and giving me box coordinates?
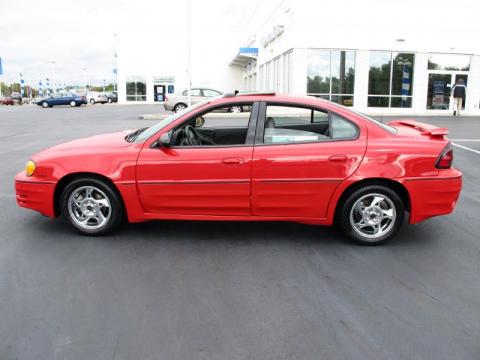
[15,93,462,244]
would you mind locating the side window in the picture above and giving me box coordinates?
[171,103,253,147]
[182,89,202,96]
[203,89,221,97]
[263,105,329,144]
[330,113,358,139]
[191,89,202,96]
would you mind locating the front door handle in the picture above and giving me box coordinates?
[328,154,348,162]
[222,157,244,165]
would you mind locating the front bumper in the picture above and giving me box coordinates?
[403,169,462,224]
[164,103,174,111]
[15,172,56,218]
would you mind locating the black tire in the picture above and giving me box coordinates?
[70,100,76,107]
[60,178,124,236]
[108,98,112,103]
[338,185,405,245]
[173,103,187,113]
[42,101,49,108]
[89,98,95,104]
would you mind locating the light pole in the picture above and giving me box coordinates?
[82,67,87,95]
[50,60,56,95]
[186,0,192,107]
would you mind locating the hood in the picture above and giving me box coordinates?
[33,130,133,160]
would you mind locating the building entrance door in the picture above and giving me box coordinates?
[154,85,166,102]
[427,72,468,111]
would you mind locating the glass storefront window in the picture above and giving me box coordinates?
[307,49,356,106]
[368,52,415,108]
[428,54,470,71]
[126,76,146,102]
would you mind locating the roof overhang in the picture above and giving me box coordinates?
[230,47,258,67]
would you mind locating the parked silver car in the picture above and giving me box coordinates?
[86,91,108,104]
[164,88,242,113]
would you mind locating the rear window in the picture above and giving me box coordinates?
[362,114,397,134]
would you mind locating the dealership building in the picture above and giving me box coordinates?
[117,0,480,115]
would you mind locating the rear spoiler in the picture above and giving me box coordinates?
[388,119,448,137]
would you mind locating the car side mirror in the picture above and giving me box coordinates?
[159,131,172,148]
[195,116,205,127]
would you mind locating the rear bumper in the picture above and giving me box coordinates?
[403,169,462,224]
[15,172,56,218]
[164,103,174,111]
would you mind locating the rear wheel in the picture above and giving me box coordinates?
[70,100,76,107]
[60,178,123,236]
[173,103,187,112]
[338,185,404,245]
[90,98,95,104]
[229,105,243,113]
[42,101,49,108]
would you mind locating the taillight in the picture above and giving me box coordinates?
[435,143,453,169]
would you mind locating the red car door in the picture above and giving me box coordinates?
[135,102,258,216]
[251,103,367,219]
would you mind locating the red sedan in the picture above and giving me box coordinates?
[15,93,462,244]
[0,97,15,105]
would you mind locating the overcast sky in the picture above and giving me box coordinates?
[0,0,280,86]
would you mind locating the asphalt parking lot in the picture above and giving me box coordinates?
[1,104,480,360]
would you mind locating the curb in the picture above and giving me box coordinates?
[139,114,170,120]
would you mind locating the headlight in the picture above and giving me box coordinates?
[25,160,36,176]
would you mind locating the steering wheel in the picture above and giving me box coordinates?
[184,125,201,146]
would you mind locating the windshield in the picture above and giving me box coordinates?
[132,101,208,143]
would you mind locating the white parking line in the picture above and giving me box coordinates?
[452,143,480,155]
[450,139,480,142]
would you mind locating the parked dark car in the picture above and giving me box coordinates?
[106,91,118,103]
[0,97,15,105]
[37,93,87,108]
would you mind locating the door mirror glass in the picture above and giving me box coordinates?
[159,131,172,148]
[195,116,205,127]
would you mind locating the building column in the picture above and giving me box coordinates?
[412,53,428,114]
[467,55,480,113]
[353,50,369,111]
[289,49,307,95]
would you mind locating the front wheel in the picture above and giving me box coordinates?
[89,99,95,104]
[338,185,405,245]
[60,178,124,236]
[70,100,76,107]
[42,101,49,108]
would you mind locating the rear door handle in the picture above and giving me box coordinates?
[222,157,244,165]
[328,154,348,162]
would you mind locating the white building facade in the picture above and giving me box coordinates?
[117,0,480,115]
[232,0,480,115]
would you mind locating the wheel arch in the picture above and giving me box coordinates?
[333,178,411,223]
[53,172,126,217]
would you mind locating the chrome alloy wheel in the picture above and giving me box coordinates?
[174,104,186,112]
[349,193,396,240]
[68,186,111,230]
[230,105,242,113]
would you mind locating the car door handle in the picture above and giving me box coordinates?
[222,157,244,165]
[328,154,348,162]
